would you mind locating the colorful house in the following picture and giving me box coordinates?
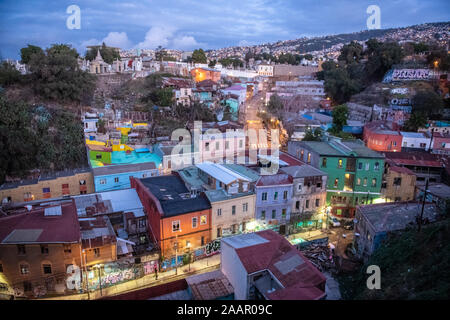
[254,173,294,234]
[88,144,112,165]
[363,121,402,152]
[131,175,212,258]
[288,138,385,218]
[92,163,158,192]
[191,67,221,83]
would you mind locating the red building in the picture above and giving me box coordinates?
[363,121,402,152]
[131,175,211,258]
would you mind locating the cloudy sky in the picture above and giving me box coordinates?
[0,0,449,59]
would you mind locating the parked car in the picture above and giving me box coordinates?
[328,217,341,227]
[343,221,354,230]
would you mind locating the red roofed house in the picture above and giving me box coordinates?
[0,200,82,297]
[221,230,326,300]
[363,121,402,152]
[431,132,450,155]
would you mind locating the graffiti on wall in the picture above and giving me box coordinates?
[392,69,431,81]
[205,239,221,255]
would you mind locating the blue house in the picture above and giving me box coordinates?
[255,173,293,233]
[92,162,159,192]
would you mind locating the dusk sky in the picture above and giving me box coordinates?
[0,0,449,59]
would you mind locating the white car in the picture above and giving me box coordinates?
[328,217,341,227]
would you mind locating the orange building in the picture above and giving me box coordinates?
[191,67,221,83]
[131,176,211,258]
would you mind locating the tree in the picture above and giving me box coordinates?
[208,59,217,68]
[331,104,349,132]
[413,42,429,54]
[365,41,404,81]
[303,127,323,141]
[323,69,361,104]
[267,94,284,117]
[192,49,207,64]
[412,90,444,116]
[20,44,44,64]
[27,44,95,103]
[403,112,427,132]
[0,62,21,87]
[338,41,363,64]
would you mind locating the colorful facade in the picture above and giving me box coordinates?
[288,138,385,218]
[363,121,402,152]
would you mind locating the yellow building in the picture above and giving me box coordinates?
[381,164,417,202]
[0,169,94,204]
[206,191,256,240]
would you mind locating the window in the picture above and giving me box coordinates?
[186,240,190,248]
[298,184,302,191]
[40,245,49,255]
[363,178,367,186]
[20,264,29,275]
[201,236,205,246]
[100,179,106,185]
[334,178,339,188]
[172,220,180,232]
[232,205,236,215]
[365,163,370,171]
[262,192,267,201]
[295,201,300,209]
[64,244,72,254]
[261,210,266,220]
[338,159,343,168]
[307,153,311,164]
[96,154,102,159]
[243,203,248,212]
[93,248,100,257]
[322,158,327,168]
[205,142,210,151]
[43,264,52,274]
[306,200,310,209]
[272,210,276,219]
[393,177,402,186]
[358,162,363,170]
[282,209,286,219]
[239,140,243,148]
[283,191,288,200]
[62,184,69,189]
[372,178,377,187]
[215,141,220,150]
[393,141,397,146]
[192,217,198,228]
[300,150,304,160]
[200,215,207,225]
[357,178,361,185]
[225,141,229,150]
[0,263,3,273]
[316,199,320,207]
[374,162,380,171]
[79,180,86,185]
[274,192,278,200]
[43,187,50,193]
[217,227,222,238]
[17,245,26,255]
[217,208,222,216]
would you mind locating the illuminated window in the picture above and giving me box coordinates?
[20,263,29,275]
[172,220,180,232]
[334,178,339,187]
[200,215,207,225]
[307,153,311,164]
[338,159,343,168]
[357,178,361,185]
[372,178,377,187]
[363,178,367,186]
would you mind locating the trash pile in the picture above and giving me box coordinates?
[300,243,336,272]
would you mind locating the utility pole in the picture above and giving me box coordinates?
[174,234,178,275]
[418,178,429,232]
[82,250,90,300]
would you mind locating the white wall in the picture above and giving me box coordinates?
[220,240,249,300]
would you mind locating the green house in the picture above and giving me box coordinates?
[288,138,385,218]
[88,145,112,164]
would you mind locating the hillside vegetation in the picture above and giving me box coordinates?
[338,218,450,300]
